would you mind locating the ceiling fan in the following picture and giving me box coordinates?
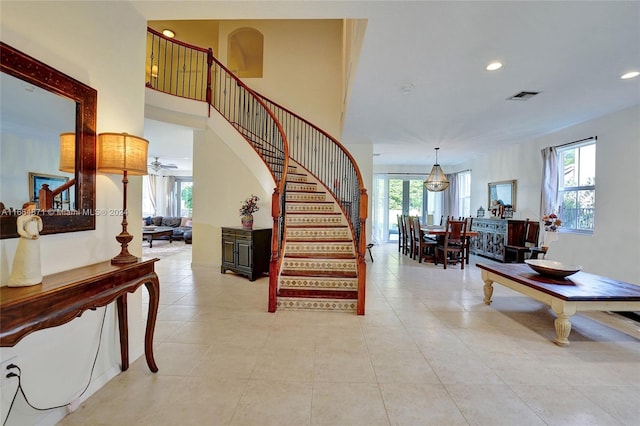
[149,157,178,172]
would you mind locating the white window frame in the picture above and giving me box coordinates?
[457,170,471,218]
[557,138,596,234]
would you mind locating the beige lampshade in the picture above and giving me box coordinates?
[97,133,149,176]
[59,132,76,173]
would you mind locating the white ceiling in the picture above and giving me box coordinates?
[136,1,640,170]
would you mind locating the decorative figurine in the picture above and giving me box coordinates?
[7,202,43,287]
[490,199,505,218]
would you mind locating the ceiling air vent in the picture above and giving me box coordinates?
[507,91,540,101]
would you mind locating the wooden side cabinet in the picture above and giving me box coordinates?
[221,226,272,281]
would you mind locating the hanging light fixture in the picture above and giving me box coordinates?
[424,147,450,192]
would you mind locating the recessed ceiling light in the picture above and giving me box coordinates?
[486,62,503,71]
[400,83,415,95]
[162,29,175,38]
[620,71,639,80]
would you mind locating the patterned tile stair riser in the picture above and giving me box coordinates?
[278,162,358,312]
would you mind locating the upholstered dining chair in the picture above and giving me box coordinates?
[435,219,467,269]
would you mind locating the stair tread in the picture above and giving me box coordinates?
[278,289,358,299]
[284,254,355,259]
[280,271,358,278]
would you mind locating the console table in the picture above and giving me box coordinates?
[0,258,160,372]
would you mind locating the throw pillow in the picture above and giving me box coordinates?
[144,216,152,226]
[185,220,192,227]
[180,217,192,227]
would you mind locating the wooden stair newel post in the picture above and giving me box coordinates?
[269,188,281,313]
[357,188,368,315]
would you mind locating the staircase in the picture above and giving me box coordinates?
[146,28,367,314]
[277,162,358,312]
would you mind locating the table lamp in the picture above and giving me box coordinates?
[97,132,149,264]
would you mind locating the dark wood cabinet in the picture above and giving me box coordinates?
[221,227,272,281]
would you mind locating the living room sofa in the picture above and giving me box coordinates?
[144,216,192,244]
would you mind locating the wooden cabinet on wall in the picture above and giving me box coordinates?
[221,227,272,281]
[470,218,507,262]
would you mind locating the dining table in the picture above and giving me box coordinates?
[420,226,479,264]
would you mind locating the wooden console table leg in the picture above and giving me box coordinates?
[116,295,129,371]
[551,300,576,347]
[144,277,160,372]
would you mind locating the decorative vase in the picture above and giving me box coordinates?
[241,214,254,229]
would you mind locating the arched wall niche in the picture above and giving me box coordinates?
[227,28,264,78]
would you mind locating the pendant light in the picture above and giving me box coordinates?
[424,147,450,192]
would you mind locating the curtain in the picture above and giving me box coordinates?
[540,146,559,218]
[443,173,459,218]
[144,174,157,215]
[164,175,176,216]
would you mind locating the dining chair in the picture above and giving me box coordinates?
[504,219,528,262]
[397,214,405,254]
[412,216,436,263]
[505,219,540,263]
[435,219,467,269]
[463,217,474,264]
[408,216,420,260]
[401,215,411,256]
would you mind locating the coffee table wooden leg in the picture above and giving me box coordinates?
[483,278,494,304]
[551,300,576,346]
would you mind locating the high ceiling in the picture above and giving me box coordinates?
[135,1,640,170]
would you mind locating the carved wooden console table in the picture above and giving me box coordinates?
[0,258,160,372]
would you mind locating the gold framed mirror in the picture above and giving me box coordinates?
[488,179,517,213]
[0,42,96,238]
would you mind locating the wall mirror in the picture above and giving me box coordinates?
[488,179,517,213]
[0,42,96,239]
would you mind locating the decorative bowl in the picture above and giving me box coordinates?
[524,259,582,279]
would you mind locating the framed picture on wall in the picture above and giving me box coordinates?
[29,172,69,209]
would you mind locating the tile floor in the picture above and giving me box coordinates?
[60,243,639,425]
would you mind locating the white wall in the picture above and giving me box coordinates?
[0,2,148,424]
[458,105,640,283]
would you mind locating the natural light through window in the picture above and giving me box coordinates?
[558,139,596,233]
[458,171,471,218]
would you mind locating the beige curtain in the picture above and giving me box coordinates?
[164,175,176,216]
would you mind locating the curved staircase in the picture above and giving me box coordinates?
[277,162,358,312]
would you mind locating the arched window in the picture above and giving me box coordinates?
[228,28,264,78]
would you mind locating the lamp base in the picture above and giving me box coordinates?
[111,231,138,265]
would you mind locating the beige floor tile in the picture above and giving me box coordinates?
[230,379,313,425]
[510,384,622,425]
[447,383,546,425]
[370,349,440,384]
[311,382,389,425]
[56,243,640,425]
[380,383,468,425]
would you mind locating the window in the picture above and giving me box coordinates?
[457,171,471,217]
[557,139,596,233]
[175,178,193,217]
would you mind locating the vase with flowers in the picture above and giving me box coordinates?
[542,213,562,231]
[239,194,260,229]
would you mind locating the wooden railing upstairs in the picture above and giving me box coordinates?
[257,97,368,315]
[146,28,289,302]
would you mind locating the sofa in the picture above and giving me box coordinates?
[144,216,192,244]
